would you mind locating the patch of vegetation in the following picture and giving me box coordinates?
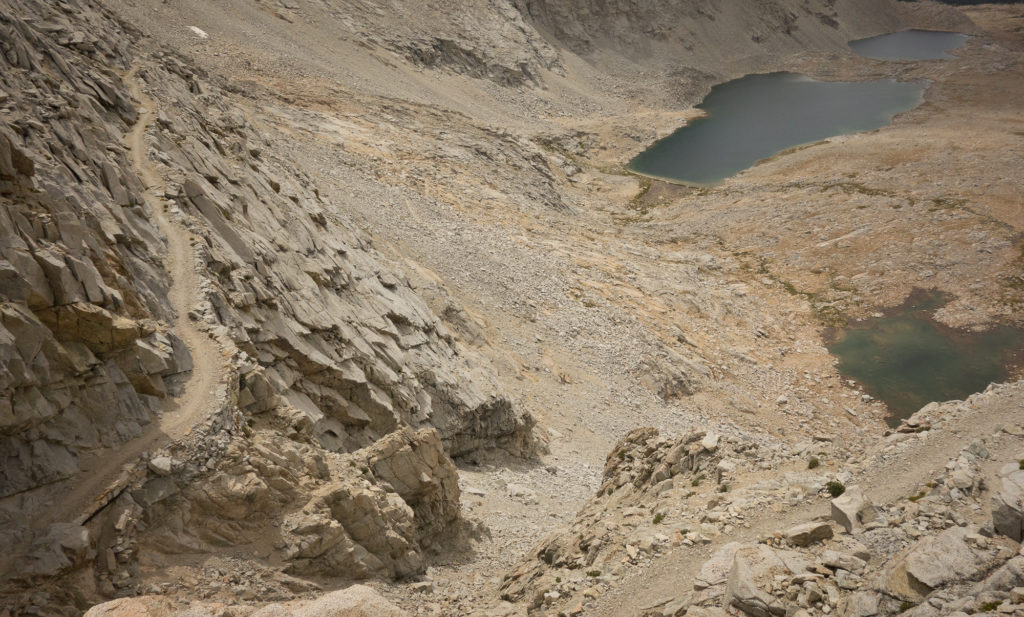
[999,242,1024,299]
[586,570,601,578]
[928,196,967,212]
[653,513,666,525]
[826,481,846,498]
[820,181,898,199]
[691,474,704,487]
[718,484,729,493]
[899,601,916,613]
[808,457,820,470]
[628,176,653,211]
[978,601,1001,612]
[781,280,802,297]
[909,490,927,502]
[1019,459,1024,470]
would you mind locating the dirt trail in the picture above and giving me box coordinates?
[32,68,227,531]
[594,384,1024,617]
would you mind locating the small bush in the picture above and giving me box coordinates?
[1019,459,1024,470]
[826,481,846,498]
[586,570,601,578]
[555,577,561,583]
[691,474,704,487]
[718,484,729,493]
[979,601,1001,612]
[909,490,927,502]
[899,601,915,613]
[808,457,820,470]
[653,513,666,525]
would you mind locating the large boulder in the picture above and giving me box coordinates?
[830,486,881,534]
[83,585,408,617]
[265,585,407,617]
[882,527,996,602]
[992,461,1024,541]
[723,544,809,617]
[20,523,94,578]
[784,521,834,547]
[838,591,879,617]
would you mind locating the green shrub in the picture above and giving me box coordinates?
[653,513,666,525]
[808,457,820,469]
[826,481,846,497]
[1019,459,1024,470]
[979,601,1001,612]
[899,601,915,613]
[586,570,601,578]
[718,484,729,493]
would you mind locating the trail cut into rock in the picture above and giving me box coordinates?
[34,68,228,531]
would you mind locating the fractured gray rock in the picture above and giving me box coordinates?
[831,486,881,534]
[992,462,1024,541]
[725,548,787,617]
[883,526,995,602]
[838,591,879,617]
[784,521,833,547]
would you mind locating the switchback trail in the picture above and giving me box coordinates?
[31,67,228,531]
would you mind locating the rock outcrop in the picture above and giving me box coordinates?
[499,426,792,609]
[121,427,461,584]
[0,0,535,608]
[0,0,194,499]
[992,459,1024,542]
[134,53,534,459]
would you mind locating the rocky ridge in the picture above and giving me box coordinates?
[1,0,534,609]
[495,382,1024,617]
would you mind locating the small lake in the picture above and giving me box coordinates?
[827,290,1024,427]
[627,72,926,186]
[849,29,969,61]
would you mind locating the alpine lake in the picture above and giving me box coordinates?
[628,31,1024,424]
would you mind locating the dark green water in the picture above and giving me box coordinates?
[827,290,1024,427]
[627,72,926,186]
[849,30,969,61]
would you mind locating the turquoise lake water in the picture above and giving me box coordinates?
[827,290,1024,427]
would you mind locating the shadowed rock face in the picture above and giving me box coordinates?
[0,0,532,600]
[0,0,534,505]
[0,0,191,499]
[510,0,921,62]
